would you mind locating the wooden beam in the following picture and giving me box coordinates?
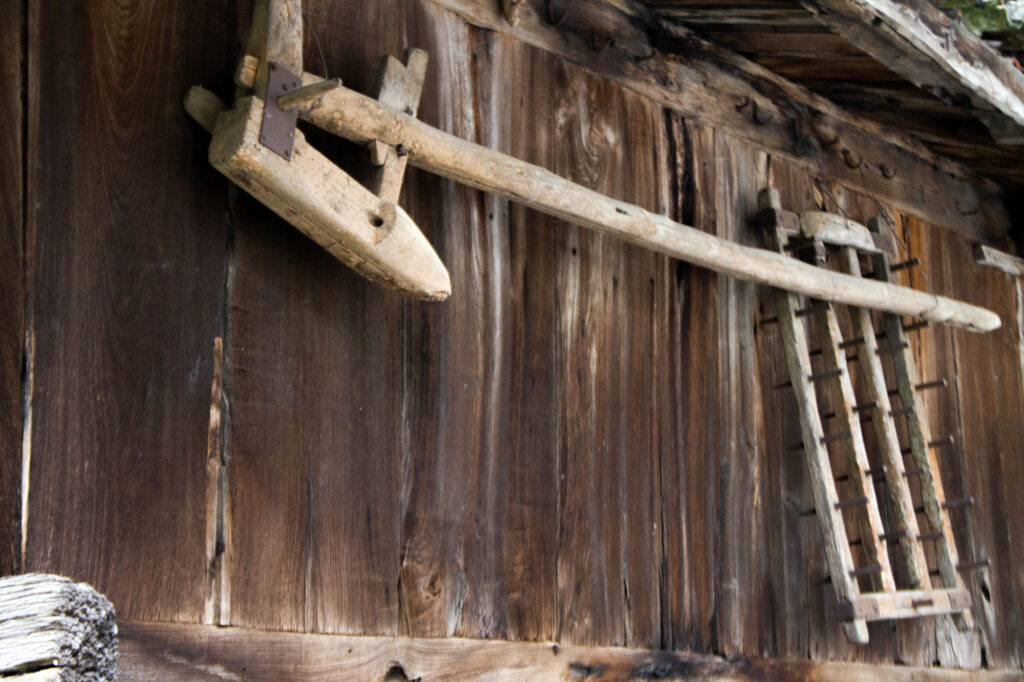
[975,243,1024,278]
[427,0,1010,242]
[117,621,1024,680]
[798,0,1024,145]
[266,72,1001,331]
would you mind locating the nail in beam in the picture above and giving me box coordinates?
[235,66,1001,332]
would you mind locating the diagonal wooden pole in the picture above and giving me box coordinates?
[238,67,999,331]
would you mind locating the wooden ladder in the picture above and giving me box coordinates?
[756,187,981,644]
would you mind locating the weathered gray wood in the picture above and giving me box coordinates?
[269,73,1000,330]
[974,244,1024,278]
[0,574,116,681]
[115,621,1024,681]
[369,49,429,203]
[798,0,1024,144]
[838,246,931,590]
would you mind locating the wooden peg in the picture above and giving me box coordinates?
[277,77,342,110]
[890,258,921,272]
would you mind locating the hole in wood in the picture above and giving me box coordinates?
[370,214,385,228]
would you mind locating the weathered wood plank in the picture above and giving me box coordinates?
[798,0,1024,144]
[116,621,1024,680]
[24,0,231,621]
[224,0,429,634]
[947,232,1024,669]
[0,0,24,576]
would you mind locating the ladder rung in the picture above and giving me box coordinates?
[834,496,869,509]
[903,467,925,477]
[851,531,910,546]
[853,402,877,413]
[849,564,884,578]
[902,320,930,333]
[809,368,844,382]
[807,348,858,363]
[912,598,934,608]
[902,436,954,455]
[820,430,852,445]
[836,466,886,483]
[839,336,865,349]
[890,258,921,272]
[918,531,944,541]
[930,559,990,575]
[890,406,914,417]
[888,378,947,397]
[875,342,910,355]
[914,497,974,514]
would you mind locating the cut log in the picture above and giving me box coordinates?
[0,574,117,681]
[187,88,451,301]
[262,73,1000,331]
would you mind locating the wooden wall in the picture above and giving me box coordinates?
[4,0,1023,674]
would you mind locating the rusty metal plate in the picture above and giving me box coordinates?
[260,62,302,161]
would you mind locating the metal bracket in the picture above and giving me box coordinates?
[260,62,302,160]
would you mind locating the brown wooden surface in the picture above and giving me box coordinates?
[9,0,1024,674]
[117,621,1024,681]
[21,0,232,621]
[0,0,24,576]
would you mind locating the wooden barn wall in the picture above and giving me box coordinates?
[4,0,1024,673]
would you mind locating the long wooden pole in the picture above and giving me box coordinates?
[243,68,999,331]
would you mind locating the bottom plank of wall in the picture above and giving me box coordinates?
[118,622,1020,681]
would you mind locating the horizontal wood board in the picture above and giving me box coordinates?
[10,0,1024,673]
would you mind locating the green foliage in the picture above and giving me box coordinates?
[938,0,1024,51]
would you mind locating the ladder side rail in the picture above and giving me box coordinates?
[838,246,932,590]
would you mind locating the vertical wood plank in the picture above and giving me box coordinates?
[24,0,232,620]
[711,131,768,655]
[0,0,24,576]
[661,115,719,653]
[225,0,423,634]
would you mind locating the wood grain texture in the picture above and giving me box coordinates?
[23,0,232,621]
[117,621,1024,681]
[0,0,24,576]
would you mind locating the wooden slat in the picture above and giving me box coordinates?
[838,588,971,621]
[117,621,1024,681]
[974,244,1024,278]
[23,0,230,622]
[869,228,973,633]
[838,246,931,590]
[0,0,24,576]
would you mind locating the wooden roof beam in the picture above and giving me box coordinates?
[799,0,1024,145]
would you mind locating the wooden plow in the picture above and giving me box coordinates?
[183,0,1001,332]
[758,187,985,644]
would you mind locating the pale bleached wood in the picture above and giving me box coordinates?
[798,212,882,254]
[116,621,1024,681]
[277,74,1000,331]
[762,198,869,643]
[870,221,974,633]
[799,0,1024,144]
[250,0,302,99]
[189,88,451,300]
[368,49,428,204]
[838,246,932,590]
[277,78,342,110]
[974,243,1024,278]
[0,574,116,680]
[841,588,971,621]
